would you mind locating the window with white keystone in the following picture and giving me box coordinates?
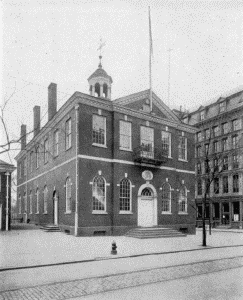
[92,115,106,146]
[119,121,132,150]
[178,136,187,161]
[92,176,106,211]
[65,178,71,213]
[161,131,171,157]
[119,178,132,212]
[141,126,154,158]
[178,186,187,213]
[161,183,171,213]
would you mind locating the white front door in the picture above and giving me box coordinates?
[54,193,58,225]
[138,186,157,227]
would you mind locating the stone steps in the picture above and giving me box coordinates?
[125,227,187,239]
[40,224,61,232]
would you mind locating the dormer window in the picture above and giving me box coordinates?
[200,111,205,121]
[219,101,226,113]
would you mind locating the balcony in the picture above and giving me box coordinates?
[133,146,168,166]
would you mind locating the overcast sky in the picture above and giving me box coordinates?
[1,0,243,166]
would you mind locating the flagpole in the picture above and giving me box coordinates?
[149,6,153,112]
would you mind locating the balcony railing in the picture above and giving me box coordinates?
[133,146,168,166]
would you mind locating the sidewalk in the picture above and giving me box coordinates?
[1,224,243,271]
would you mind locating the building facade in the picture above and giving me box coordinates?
[0,159,15,230]
[15,60,196,236]
[181,88,243,229]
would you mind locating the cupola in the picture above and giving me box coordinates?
[88,55,113,99]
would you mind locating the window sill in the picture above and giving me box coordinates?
[43,212,48,215]
[119,148,132,152]
[35,212,39,215]
[167,156,173,159]
[92,143,107,148]
[65,146,72,151]
[161,212,172,215]
[119,211,133,214]
[178,212,188,215]
[92,211,108,214]
[178,159,188,162]
[64,211,72,214]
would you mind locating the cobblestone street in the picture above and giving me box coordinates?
[1,256,243,300]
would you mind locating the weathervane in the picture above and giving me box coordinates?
[97,38,106,67]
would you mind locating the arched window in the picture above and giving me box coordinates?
[66,178,72,213]
[141,188,153,197]
[92,176,106,211]
[29,191,33,214]
[24,192,27,213]
[103,83,108,98]
[18,194,21,214]
[162,183,171,213]
[36,188,39,214]
[43,186,48,214]
[94,83,100,97]
[178,186,187,213]
[119,178,131,212]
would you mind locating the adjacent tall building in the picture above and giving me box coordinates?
[15,58,196,236]
[181,88,243,229]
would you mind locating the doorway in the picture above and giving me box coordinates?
[53,191,58,225]
[138,184,157,227]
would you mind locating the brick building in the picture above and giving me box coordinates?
[15,59,196,236]
[181,88,243,229]
[0,159,15,230]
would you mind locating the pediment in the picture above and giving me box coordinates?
[113,90,180,122]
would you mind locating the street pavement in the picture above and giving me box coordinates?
[0,255,243,300]
[1,224,243,271]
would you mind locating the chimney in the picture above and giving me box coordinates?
[48,83,57,121]
[33,106,40,136]
[20,124,26,150]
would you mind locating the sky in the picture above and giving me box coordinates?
[1,0,243,167]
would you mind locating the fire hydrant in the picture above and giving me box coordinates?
[111,241,117,255]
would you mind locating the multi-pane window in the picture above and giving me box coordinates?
[233,174,239,193]
[197,132,202,142]
[36,188,39,214]
[205,143,209,155]
[161,131,171,157]
[43,186,48,213]
[200,111,205,121]
[92,115,106,146]
[205,160,210,174]
[30,152,33,172]
[213,126,219,137]
[232,119,240,131]
[44,139,49,163]
[119,121,132,150]
[232,135,238,149]
[141,126,154,158]
[196,146,201,157]
[214,158,219,172]
[29,191,33,214]
[223,176,228,193]
[23,157,26,176]
[36,147,40,168]
[205,129,210,139]
[161,183,171,213]
[178,186,187,213]
[92,176,106,211]
[54,130,59,156]
[219,102,226,113]
[65,118,72,149]
[223,156,228,171]
[18,194,21,214]
[65,178,71,213]
[119,178,131,211]
[222,138,228,151]
[24,192,27,213]
[197,180,202,196]
[214,178,219,194]
[178,136,187,160]
[213,141,219,153]
[232,154,239,169]
[197,162,202,175]
[222,123,228,134]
